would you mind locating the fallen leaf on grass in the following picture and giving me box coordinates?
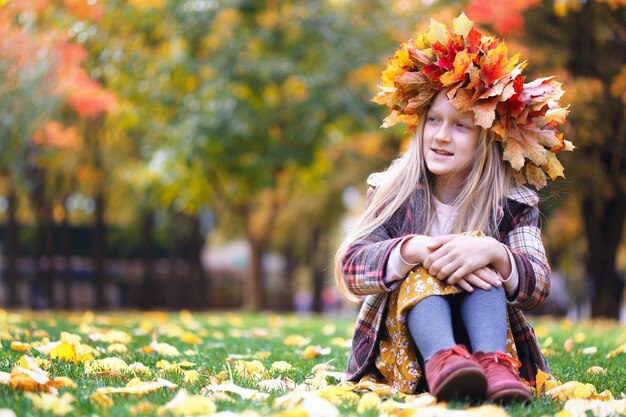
[85,357,129,374]
[7,356,64,393]
[234,360,266,380]
[561,398,626,417]
[303,345,331,359]
[535,369,560,397]
[606,343,626,358]
[142,340,180,357]
[283,335,310,347]
[357,392,381,413]
[90,392,114,408]
[25,392,75,416]
[546,381,612,401]
[96,377,176,395]
[579,346,598,355]
[201,382,269,401]
[157,389,216,416]
[10,341,32,352]
[179,332,203,345]
[270,361,294,373]
[87,329,132,344]
[585,366,607,375]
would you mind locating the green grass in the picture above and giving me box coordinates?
[0,310,625,417]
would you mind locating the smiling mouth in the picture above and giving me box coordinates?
[433,149,453,156]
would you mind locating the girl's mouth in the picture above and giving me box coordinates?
[433,149,453,156]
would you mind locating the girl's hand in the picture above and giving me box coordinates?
[423,234,510,286]
[453,267,503,292]
[400,235,438,265]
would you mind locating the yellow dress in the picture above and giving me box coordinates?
[369,266,518,394]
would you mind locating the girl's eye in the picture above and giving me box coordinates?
[427,116,439,122]
[456,123,470,129]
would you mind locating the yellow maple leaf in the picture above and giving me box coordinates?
[50,342,77,362]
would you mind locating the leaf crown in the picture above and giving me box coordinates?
[372,12,573,189]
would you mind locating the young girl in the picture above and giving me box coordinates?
[335,13,572,403]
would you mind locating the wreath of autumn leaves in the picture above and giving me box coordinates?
[372,13,573,189]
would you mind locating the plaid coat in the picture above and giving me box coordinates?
[342,182,551,386]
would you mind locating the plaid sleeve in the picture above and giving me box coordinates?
[504,205,551,310]
[341,224,406,297]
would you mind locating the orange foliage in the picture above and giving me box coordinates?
[62,0,104,21]
[32,120,83,149]
[0,4,116,120]
[466,0,541,34]
[54,42,117,117]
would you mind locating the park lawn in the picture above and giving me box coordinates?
[0,310,625,417]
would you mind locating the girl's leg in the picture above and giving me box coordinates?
[407,295,488,401]
[457,285,508,353]
[406,295,456,361]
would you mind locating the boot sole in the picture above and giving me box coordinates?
[490,388,532,404]
[433,368,487,402]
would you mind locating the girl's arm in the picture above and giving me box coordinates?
[341,225,408,297]
[500,205,551,310]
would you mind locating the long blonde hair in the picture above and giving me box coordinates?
[334,108,513,301]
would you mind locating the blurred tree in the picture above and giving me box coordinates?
[468,0,626,318]
[0,11,61,306]
[175,0,413,310]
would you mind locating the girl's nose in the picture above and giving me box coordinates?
[433,124,452,142]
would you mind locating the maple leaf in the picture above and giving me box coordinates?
[480,43,520,91]
[440,50,473,86]
[524,164,548,189]
[426,19,449,45]
[50,342,77,362]
[452,12,473,37]
[542,152,565,180]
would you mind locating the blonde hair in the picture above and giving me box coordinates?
[334,106,513,302]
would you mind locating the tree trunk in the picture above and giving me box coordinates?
[31,179,54,309]
[187,214,207,309]
[93,192,107,309]
[311,227,326,314]
[245,238,264,311]
[167,212,181,309]
[5,188,20,307]
[141,210,155,309]
[60,199,73,310]
[278,246,297,311]
[582,196,626,319]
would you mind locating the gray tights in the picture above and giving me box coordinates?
[406,285,508,362]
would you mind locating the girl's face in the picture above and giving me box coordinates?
[422,92,481,192]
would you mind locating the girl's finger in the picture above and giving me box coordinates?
[464,273,492,291]
[455,278,474,292]
[426,234,457,249]
[475,268,502,287]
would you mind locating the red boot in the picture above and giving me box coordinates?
[474,351,531,403]
[424,345,487,402]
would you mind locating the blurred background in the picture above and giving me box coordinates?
[0,0,624,320]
